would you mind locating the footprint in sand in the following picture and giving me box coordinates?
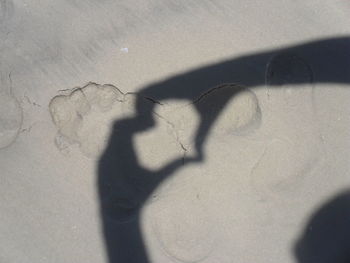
[49,83,126,158]
[250,53,322,202]
[152,85,262,158]
[150,194,216,263]
[206,86,261,137]
[265,52,314,106]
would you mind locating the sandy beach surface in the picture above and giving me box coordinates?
[1,1,350,262]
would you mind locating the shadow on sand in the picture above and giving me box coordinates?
[97,36,350,263]
[295,189,350,263]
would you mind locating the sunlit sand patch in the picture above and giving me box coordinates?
[209,87,261,136]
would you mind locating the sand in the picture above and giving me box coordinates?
[1,1,350,263]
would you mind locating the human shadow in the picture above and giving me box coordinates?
[98,36,350,263]
[295,189,350,263]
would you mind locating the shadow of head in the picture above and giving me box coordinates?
[294,190,350,263]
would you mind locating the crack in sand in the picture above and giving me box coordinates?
[152,111,188,163]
